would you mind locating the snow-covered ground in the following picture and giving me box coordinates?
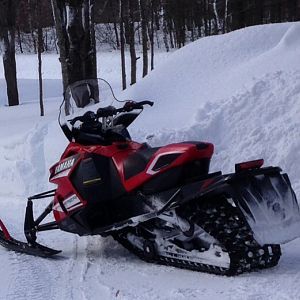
[1,22,300,299]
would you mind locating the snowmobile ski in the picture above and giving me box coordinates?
[0,220,61,258]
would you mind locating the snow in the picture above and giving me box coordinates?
[1,22,300,299]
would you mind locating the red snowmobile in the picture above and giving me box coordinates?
[1,79,300,275]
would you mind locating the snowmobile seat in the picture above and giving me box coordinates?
[141,142,213,194]
[123,142,213,183]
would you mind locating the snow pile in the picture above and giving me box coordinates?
[126,22,300,193]
[1,22,300,299]
[143,71,300,193]
[125,22,300,131]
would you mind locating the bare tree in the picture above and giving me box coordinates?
[51,0,69,91]
[140,0,148,77]
[27,0,45,115]
[149,0,155,70]
[36,1,44,116]
[128,0,137,84]
[213,0,222,34]
[120,0,127,90]
[17,26,24,53]
[0,0,19,106]
[27,0,37,54]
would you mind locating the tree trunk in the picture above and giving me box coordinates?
[113,22,120,48]
[120,0,126,90]
[253,0,264,25]
[168,20,174,48]
[37,1,44,116]
[51,0,69,91]
[82,0,97,80]
[203,0,209,36]
[163,17,169,52]
[224,0,229,33]
[51,0,98,88]
[149,0,155,70]
[0,0,19,106]
[140,0,148,77]
[128,0,137,85]
[53,27,59,54]
[27,0,37,54]
[17,27,24,53]
[213,0,221,34]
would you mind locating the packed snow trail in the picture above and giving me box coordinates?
[1,23,300,299]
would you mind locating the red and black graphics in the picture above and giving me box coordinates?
[49,140,213,232]
[49,154,85,227]
[120,142,214,192]
[49,142,139,231]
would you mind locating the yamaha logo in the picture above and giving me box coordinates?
[55,158,75,174]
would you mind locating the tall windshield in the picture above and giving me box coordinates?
[59,79,119,140]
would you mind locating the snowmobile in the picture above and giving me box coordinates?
[1,78,300,276]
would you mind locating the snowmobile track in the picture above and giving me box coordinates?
[114,197,281,276]
[191,197,281,275]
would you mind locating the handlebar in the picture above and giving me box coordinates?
[69,100,154,125]
[69,111,97,125]
[97,100,154,118]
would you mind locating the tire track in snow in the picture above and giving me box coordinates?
[64,236,113,300]
[83,237,113,299]
[62,235,80,300]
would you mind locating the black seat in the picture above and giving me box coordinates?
[123,147,160,180]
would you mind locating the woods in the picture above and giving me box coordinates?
[9,0,300,54]
[1,0,300,106]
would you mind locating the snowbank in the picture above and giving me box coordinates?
[125,22,300,194]
[125,22,300,131]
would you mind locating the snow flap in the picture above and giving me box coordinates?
[233,171,300,245]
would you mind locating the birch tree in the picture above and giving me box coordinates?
[51,0,97,88]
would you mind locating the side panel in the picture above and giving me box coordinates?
[49,154,86,225]
[49,142,138,234]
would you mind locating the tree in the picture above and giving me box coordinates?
[120,0,127,90]
[128,0,137,85]
[51,0,69,91]
[0,0,19,106]
[140,0,149,77]
[51,0,98,88]
[36,0,44,116]
[26,0,45,116]
[149,0,155,70]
